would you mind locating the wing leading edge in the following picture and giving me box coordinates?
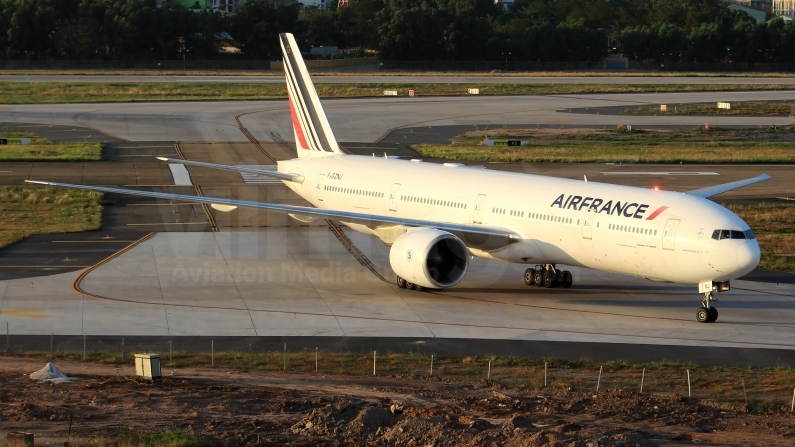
[156,157,303,183]
[685,174,771,198]
[25,180,520,250]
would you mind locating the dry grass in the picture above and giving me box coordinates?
[624,102,793,116]
[9,349,795,408]
[416,127,795,164]
[728,202,795,274]
[414,141,795,164]
[0,82,793,104]
[0,126,101,161]
[5,69,795,77]
[0,186,103,248]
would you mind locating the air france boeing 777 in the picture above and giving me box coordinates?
[28,33,769,323]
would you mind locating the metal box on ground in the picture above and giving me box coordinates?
[8,432,34,447]
[134,353,162,380]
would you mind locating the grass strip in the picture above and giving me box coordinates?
[623,102,793,116]
[0,185,103,249]
[413,140,795,164]
[7,350,795,410]
[729,203,795,274]
[0,82,793,103]
[0,126,102,161]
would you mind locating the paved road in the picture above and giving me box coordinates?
[2,90,794,143]
[3,75,795,84]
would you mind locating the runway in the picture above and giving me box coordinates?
[2,74,795,85]
[1,90,794,143]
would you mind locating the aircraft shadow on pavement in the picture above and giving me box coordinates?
[563,299,795,310]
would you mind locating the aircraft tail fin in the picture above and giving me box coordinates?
[279,33,343,158]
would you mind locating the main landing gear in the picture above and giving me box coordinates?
[524,264,572,289]
[396,276,440,292]
[696,291,719,323]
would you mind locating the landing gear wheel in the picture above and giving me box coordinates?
[542,271,555,288]
[524,269,534,286]
[707,307,718,323]
[696,307,710,323]
[562,270,573,288]
[406,282,415,290]
[414,284,425,292]
[397,276,407,289]
[533,269,543,287]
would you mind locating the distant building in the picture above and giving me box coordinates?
[728,4,767,22]
[730,0,771,10]
[773,0,795,17]
[493,0,514,10]
[299,0,333,10]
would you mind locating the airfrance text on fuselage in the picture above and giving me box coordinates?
[550,194,652,219]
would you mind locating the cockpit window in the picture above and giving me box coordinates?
[711,229,753,240]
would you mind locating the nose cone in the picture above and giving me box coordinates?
[736,241,761,274]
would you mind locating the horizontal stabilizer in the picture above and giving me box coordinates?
[155,157,303,183]
[686,174,771,198]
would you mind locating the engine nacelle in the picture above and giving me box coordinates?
[389,228,469,289]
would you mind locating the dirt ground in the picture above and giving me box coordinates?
[1,357,794,447]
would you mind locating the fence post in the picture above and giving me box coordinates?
[742,379,748,406]
[283,343,286,372]
[487,360,491,381]
[169,340,172,365]
[791,388,794,413]
[50,333,54,361]
[83,334,86,361]
[640,368,645,394]
[430,355,434,376]
[687,370,691,397]
[121,337,124,363]
[211,340,214,367]
[544,362,547,387]
[315,347,318,372]
[5,322,8,351]
[373,351,377,376]
[596,366,603,392]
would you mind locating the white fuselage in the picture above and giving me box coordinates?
[279,155,760,285]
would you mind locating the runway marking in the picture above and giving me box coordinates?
[116,145,174,149]
[127,202,201,206]
[0,307,49,318]
[126,222,209,226]
[52,240,139,243]
[0,265,91,268]
[600,172,720,176]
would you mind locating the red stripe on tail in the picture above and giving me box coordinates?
[646,206,669,220]
[288,93,309,150]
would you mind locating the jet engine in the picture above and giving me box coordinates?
[389,228,469,289]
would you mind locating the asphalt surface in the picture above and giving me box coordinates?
[3,91,794,143]
[0,231,145,281]
[6,335,795,368]
[3,75,795,85]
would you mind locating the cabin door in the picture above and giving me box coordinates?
[388,183,401,212]
[473,194,486,224]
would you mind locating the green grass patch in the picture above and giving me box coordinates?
[68,428,212,447]
[0,126,102,161]
[414,126,795,164]
[623,101,794,116]
[728,202,795,274]
[0,185,103,249]
[0,82,793,103]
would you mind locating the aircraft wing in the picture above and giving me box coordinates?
[156,157,303,183]
[25,180,520,250]
[685,174,771,198]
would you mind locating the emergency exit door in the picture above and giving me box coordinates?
[663,219,680,250]
[473,194,486,224]
[388,183,401,211]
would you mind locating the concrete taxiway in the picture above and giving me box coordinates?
[2,75,795,85]
[2,90,794,143]
[2,229,794,355]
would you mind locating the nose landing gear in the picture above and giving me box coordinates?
[696,291,719,323]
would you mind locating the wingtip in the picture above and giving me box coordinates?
[155,157,169,161]
[24,180,50,185]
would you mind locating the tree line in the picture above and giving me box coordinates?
[1,0,794,63]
